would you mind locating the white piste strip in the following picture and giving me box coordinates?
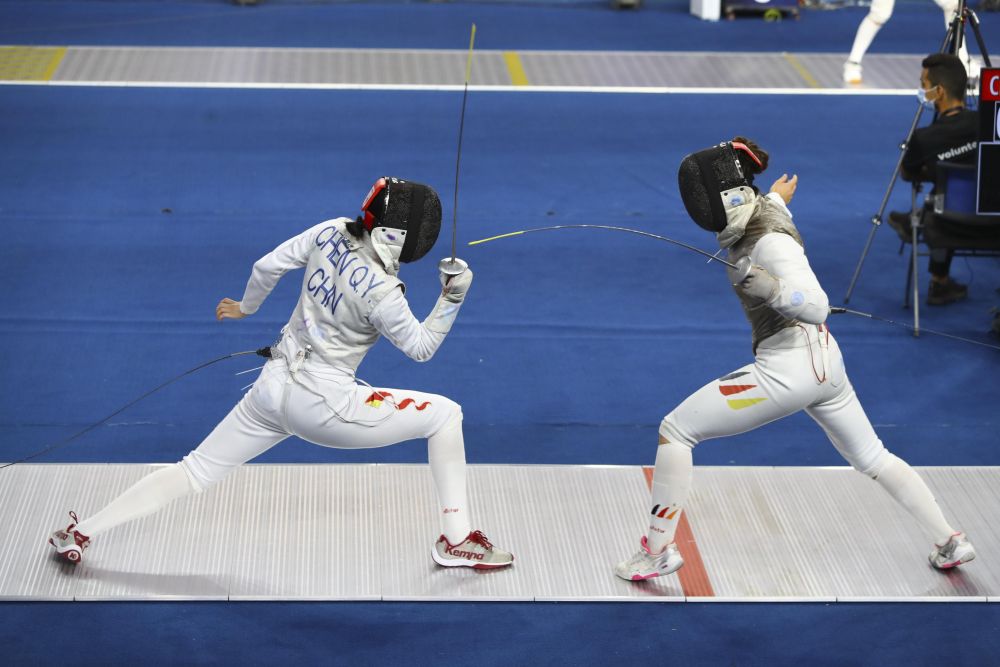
[0,79,915,96]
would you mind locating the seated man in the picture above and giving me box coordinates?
[888,53,978,306]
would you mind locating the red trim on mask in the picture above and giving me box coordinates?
[730,142,763,168]
[361,177,388,230]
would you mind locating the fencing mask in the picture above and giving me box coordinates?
[361,177,442,275]
[677,141,763,248]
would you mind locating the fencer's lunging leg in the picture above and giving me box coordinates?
[640,358,813,557]
[428,415,472,545]
[615,413,702,580]
[645,431,694,555]
[862,451,954,545]
[72,383,288,540]
[806,381,956,545]
[73,463,200,538]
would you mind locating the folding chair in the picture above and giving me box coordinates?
[904,160,1000,332]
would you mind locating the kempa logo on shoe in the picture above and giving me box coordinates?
[442,508,460,514]
[446,545,484,560]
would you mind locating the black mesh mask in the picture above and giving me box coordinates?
[677,142,757,233]
[361,177,442,263]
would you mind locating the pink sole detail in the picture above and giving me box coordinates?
[935,552,975,570]
[432,547,513,570]
[631,572,661,581]
[472,562,514,570]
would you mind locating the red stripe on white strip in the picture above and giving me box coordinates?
[643,467,715,597]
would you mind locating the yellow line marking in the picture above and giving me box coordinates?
[40,47,67,81]
[782,53,821,89]
[503,51,529,87]
[468,231,525,246]
[0,46,67,81]
[465,24,477,84]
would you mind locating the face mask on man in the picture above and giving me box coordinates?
[917,84,939,109]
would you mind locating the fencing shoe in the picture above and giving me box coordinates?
[615,536,684,581]
[48,511,91,564]
[432,530,514,570]
[929,532,975,570]
[843,60,863,85]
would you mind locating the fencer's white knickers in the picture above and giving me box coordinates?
[646,325,955,553]
[76,357,472,543]
[659,325,880,473]
[183,356,471,542]
[183,358,461,485]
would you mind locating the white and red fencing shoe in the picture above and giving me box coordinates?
[48,511,91,564]
[929,532,975,570]
[432,530,514,570]
[615,536,683,581]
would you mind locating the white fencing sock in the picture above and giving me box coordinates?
[646,441,693,554]
[872,452,954,544]
[74,463,198,537]
[428,419,471,545]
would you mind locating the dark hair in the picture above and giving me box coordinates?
[731,136,769,179]
[921,53,967,101]
[346,217,366,239]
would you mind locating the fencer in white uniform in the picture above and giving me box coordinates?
[49,177,514,570]
[615,139,975,581]
[843,0,968,84]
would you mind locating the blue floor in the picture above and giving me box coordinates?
[2,2,999,665]
[3,87,996,467]
[2,0,999,54]
[4,601,1000,666]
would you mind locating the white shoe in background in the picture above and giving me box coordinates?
[843,60,863,85]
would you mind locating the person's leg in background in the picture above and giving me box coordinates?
[844,0,895,84]
[926,247,966,305]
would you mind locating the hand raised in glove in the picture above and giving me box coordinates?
[739,266,779,302]
[440,266,474,303]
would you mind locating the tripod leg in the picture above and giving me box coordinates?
[845,221,880,304]
[965,9,993,67]
[941,10,960,53]
[909,185,923,335]
[910,206,921,337]
[947,7,964,56]
[904,247,912,308]
[843,106,925,304]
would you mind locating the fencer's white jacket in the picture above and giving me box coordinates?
[239,218,457,375]
[727,193,830,352]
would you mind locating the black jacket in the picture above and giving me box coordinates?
[901,108,978,182]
